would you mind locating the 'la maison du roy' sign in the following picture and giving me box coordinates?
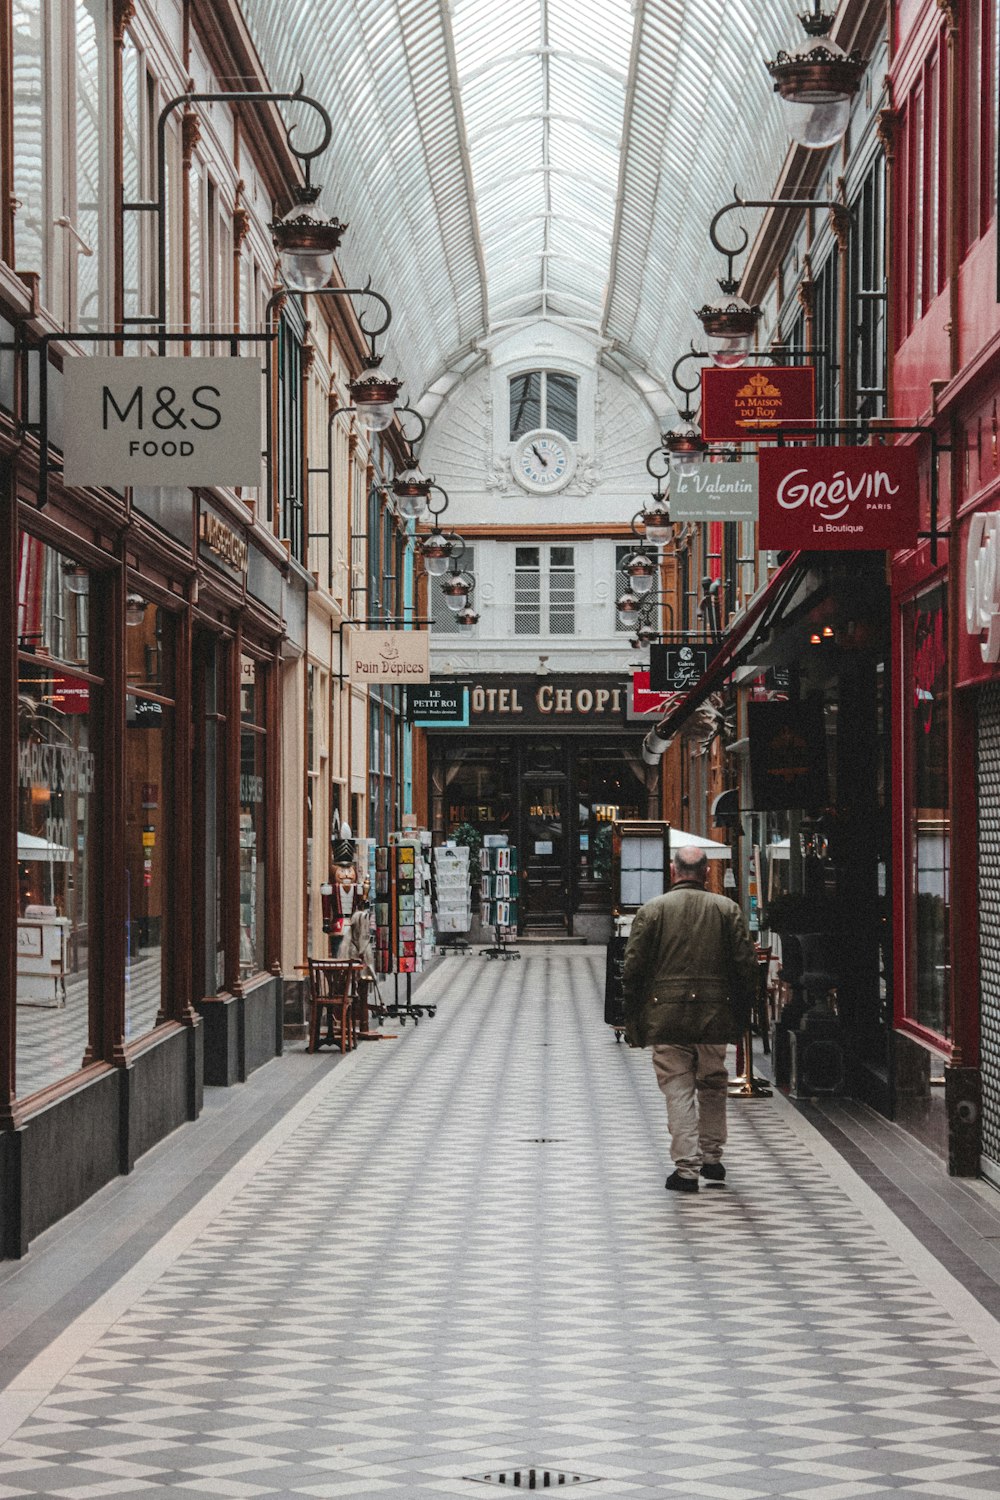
[758,445,919,550]
[62,356,263,488]
[348,630,430,684]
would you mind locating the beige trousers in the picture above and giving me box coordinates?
[651,1044,729,1179]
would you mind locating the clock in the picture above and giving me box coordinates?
[512,429,576,493]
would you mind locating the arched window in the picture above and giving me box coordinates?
[509,371,578,441]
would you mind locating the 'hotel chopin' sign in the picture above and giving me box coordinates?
[452,675,629,727]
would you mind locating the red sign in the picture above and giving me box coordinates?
[701,365,815,442]
[629,672,680,722]
[758,446,920,550]
[45,675,90,714]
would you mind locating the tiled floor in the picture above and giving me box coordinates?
[4,947,1000,1497]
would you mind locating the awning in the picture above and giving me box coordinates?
[669,828,732,861]
[648,552,810,743]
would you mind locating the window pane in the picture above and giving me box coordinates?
[615,544,633,632]
[16,537,99,1098]
[12,1,44,282]
[514,552,541,635]
[240,726,267,976]
[509,372,541,438]
[548,547,575,636]
[125,695,170,1039]
[910,585,949,1036]
[75,0,105,329]
[545,372,578,440]
[18,535,90,667]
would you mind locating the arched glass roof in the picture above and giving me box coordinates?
[240,0,795,407]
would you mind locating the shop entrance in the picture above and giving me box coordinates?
[522,771,570,931]
[428,725,654,938]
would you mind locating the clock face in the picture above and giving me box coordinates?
[514,429,575,492]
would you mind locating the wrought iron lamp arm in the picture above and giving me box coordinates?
[670,346,707,422]
[395,405,427,457]
[709,186,851,283]
[264,282,393,346]
[128,77,334,335]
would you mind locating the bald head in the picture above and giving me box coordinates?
[671,845,709,884]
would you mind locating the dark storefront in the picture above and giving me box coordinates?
[425,675,656,937]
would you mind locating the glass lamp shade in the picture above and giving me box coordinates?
[767,32,864,150]
[640,500,672,545]
[393,467,433,520]
[420,531,454,576]
[696,293,762,368]
[348,362,403,432]
[783,95,852,150]
[125,593,146,627]
[630,624,657,649]
[665,422,708,478]
[627,555,657,594]
[441,573,472,612]
[616,591,642,627]
[270,195,347,291]
[455,606,479,633]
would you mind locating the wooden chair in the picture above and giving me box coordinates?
[307,959,362,1054]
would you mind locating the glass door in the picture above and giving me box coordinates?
[522,775,569,931]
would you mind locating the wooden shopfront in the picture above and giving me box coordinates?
[424,674,657,937]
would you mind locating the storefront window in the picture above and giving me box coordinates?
[199,637,228,995]
[240,656,267,975]
[909,584,950,1036]
[16,535,100,1098]
[125,598,174,1040]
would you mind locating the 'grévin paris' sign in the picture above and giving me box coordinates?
[758,445,919,550]
[671,463,759,521]
[62,356,263,488]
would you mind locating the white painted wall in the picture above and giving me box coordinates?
[420,320,660,675]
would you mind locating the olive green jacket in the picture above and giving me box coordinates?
[622,880,758,1047]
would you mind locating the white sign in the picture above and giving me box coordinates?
[62,356,263,487]
[672,462,759,521]
[966,511,1000,662]
[348,630,430,683]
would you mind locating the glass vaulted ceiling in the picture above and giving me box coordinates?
[239,0,794,407]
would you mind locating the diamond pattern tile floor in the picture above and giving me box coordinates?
[3,949,1000,1497]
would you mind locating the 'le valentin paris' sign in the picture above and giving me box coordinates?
[62,357,263,488]
[758,445,919,550]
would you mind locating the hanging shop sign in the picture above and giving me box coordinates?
[409,684,470,725]
[671,463,759,521]
[627,672,679,722]
[965,510,1000,666]
[348,629,431,683]
[437,675,632,727]
[62,356,263,488]
[199,508,249,574]
[758,445,919,550]
[700,365,815,442]
[648,643,712,692]
[748,699,827,811]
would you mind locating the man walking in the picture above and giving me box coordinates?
[622,845,758,1193]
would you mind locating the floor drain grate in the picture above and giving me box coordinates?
[464,1469,600,1488]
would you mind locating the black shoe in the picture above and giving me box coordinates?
[665,1170,699,1193]
[700,1162,726,1185]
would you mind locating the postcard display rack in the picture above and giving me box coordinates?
[479,844,521,960]
[433,844,472,954]
[370,834,436,1022]
[604,820,671,1041]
